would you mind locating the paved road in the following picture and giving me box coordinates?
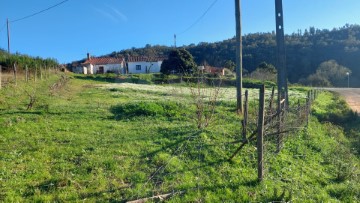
[321,88,360,114]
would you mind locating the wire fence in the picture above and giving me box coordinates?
[0,64,62,89]
[0,72,319,201]
[125,79,318,202]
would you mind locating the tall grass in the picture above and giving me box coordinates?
[0,75,359,202]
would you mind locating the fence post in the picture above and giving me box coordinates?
[257,85,265,181]
[276,94,285,153]
[47,67,51,79]
[34,65,37,83]
[13,63,17,86]
[297,99,301,118]
[242,90,249,141]
[306,91,311,127]
[40,66,43,80]
[269,86,275,112]
[25,65,29,82]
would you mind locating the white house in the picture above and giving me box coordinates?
[127,56,165,74]
[81,54,126,74]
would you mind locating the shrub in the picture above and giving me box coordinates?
[110,101,187,120]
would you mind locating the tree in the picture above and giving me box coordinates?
[250,62,277,82]
[316,60,351,86]
[300,74,331,87]
[160,49,197,75]
[224,60,235,72]
[301,60,351,87]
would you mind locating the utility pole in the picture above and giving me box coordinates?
[235,0,243,113]
[7,18,11,54]
[275,0,288,104]
[275,0,288,152]
[174,34,177,48]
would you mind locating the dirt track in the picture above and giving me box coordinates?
[322,88,360,114]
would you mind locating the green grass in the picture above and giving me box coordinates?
[0,73,359,202]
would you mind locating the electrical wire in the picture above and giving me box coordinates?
[11,0,70,23]
[177,0,219,35]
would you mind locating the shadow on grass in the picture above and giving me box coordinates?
[23,177,130,202]
[23,178,71,197]
[125,179,263,203]
[73,75,116,83]
[141,128,200,158]
[0,111,44,116]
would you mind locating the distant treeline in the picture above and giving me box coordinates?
[0,49,59,71]
[101,24,360,87]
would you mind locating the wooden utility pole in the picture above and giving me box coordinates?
[275,0,288,104]
[275,0,288,152]
[235,0,243,113]
[174,34,177,48]
[7,18,11,54]
[257,85,265,181]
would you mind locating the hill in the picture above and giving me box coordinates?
[99,24,360,87]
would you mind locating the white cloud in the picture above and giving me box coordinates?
[108,6,128,22]
[93,5,128,23]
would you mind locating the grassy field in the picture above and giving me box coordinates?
[0,73,359,202]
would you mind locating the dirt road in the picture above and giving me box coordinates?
[322,88,360,114]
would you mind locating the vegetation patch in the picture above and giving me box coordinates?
[110,101,188,120]
[1,72,359,202]
[312,91,358,124]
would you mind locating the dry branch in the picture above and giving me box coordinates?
[127,191,184,203]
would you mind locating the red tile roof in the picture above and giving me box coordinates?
[127,56,167,62]
[82,57,124,65]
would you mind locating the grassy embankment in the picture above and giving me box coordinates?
[0,73,359,202]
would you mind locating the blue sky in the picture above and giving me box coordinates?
[0,0,360,64]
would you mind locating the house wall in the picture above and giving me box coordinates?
[73,66,86,74]
[85,64,94,74]
[93,63,124,74]
[82,63,125,74]
[128,61,162,74]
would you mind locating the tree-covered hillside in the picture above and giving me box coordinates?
[104,24,360,87]
[0,49,58,71]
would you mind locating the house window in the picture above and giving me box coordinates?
[136,65,141,70]
[98,66,104,74]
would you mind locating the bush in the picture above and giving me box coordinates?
[110,101,187,120]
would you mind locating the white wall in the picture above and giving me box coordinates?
[81,63,125,74]
[93,63,124,74]
[85,64,94,74]
[128,61,162,74]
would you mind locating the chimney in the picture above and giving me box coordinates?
[87,53,91,60]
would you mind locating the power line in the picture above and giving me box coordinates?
[10,0,70,23]
[178,0,219,35]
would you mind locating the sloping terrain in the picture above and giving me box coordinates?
[323,88,360,114]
